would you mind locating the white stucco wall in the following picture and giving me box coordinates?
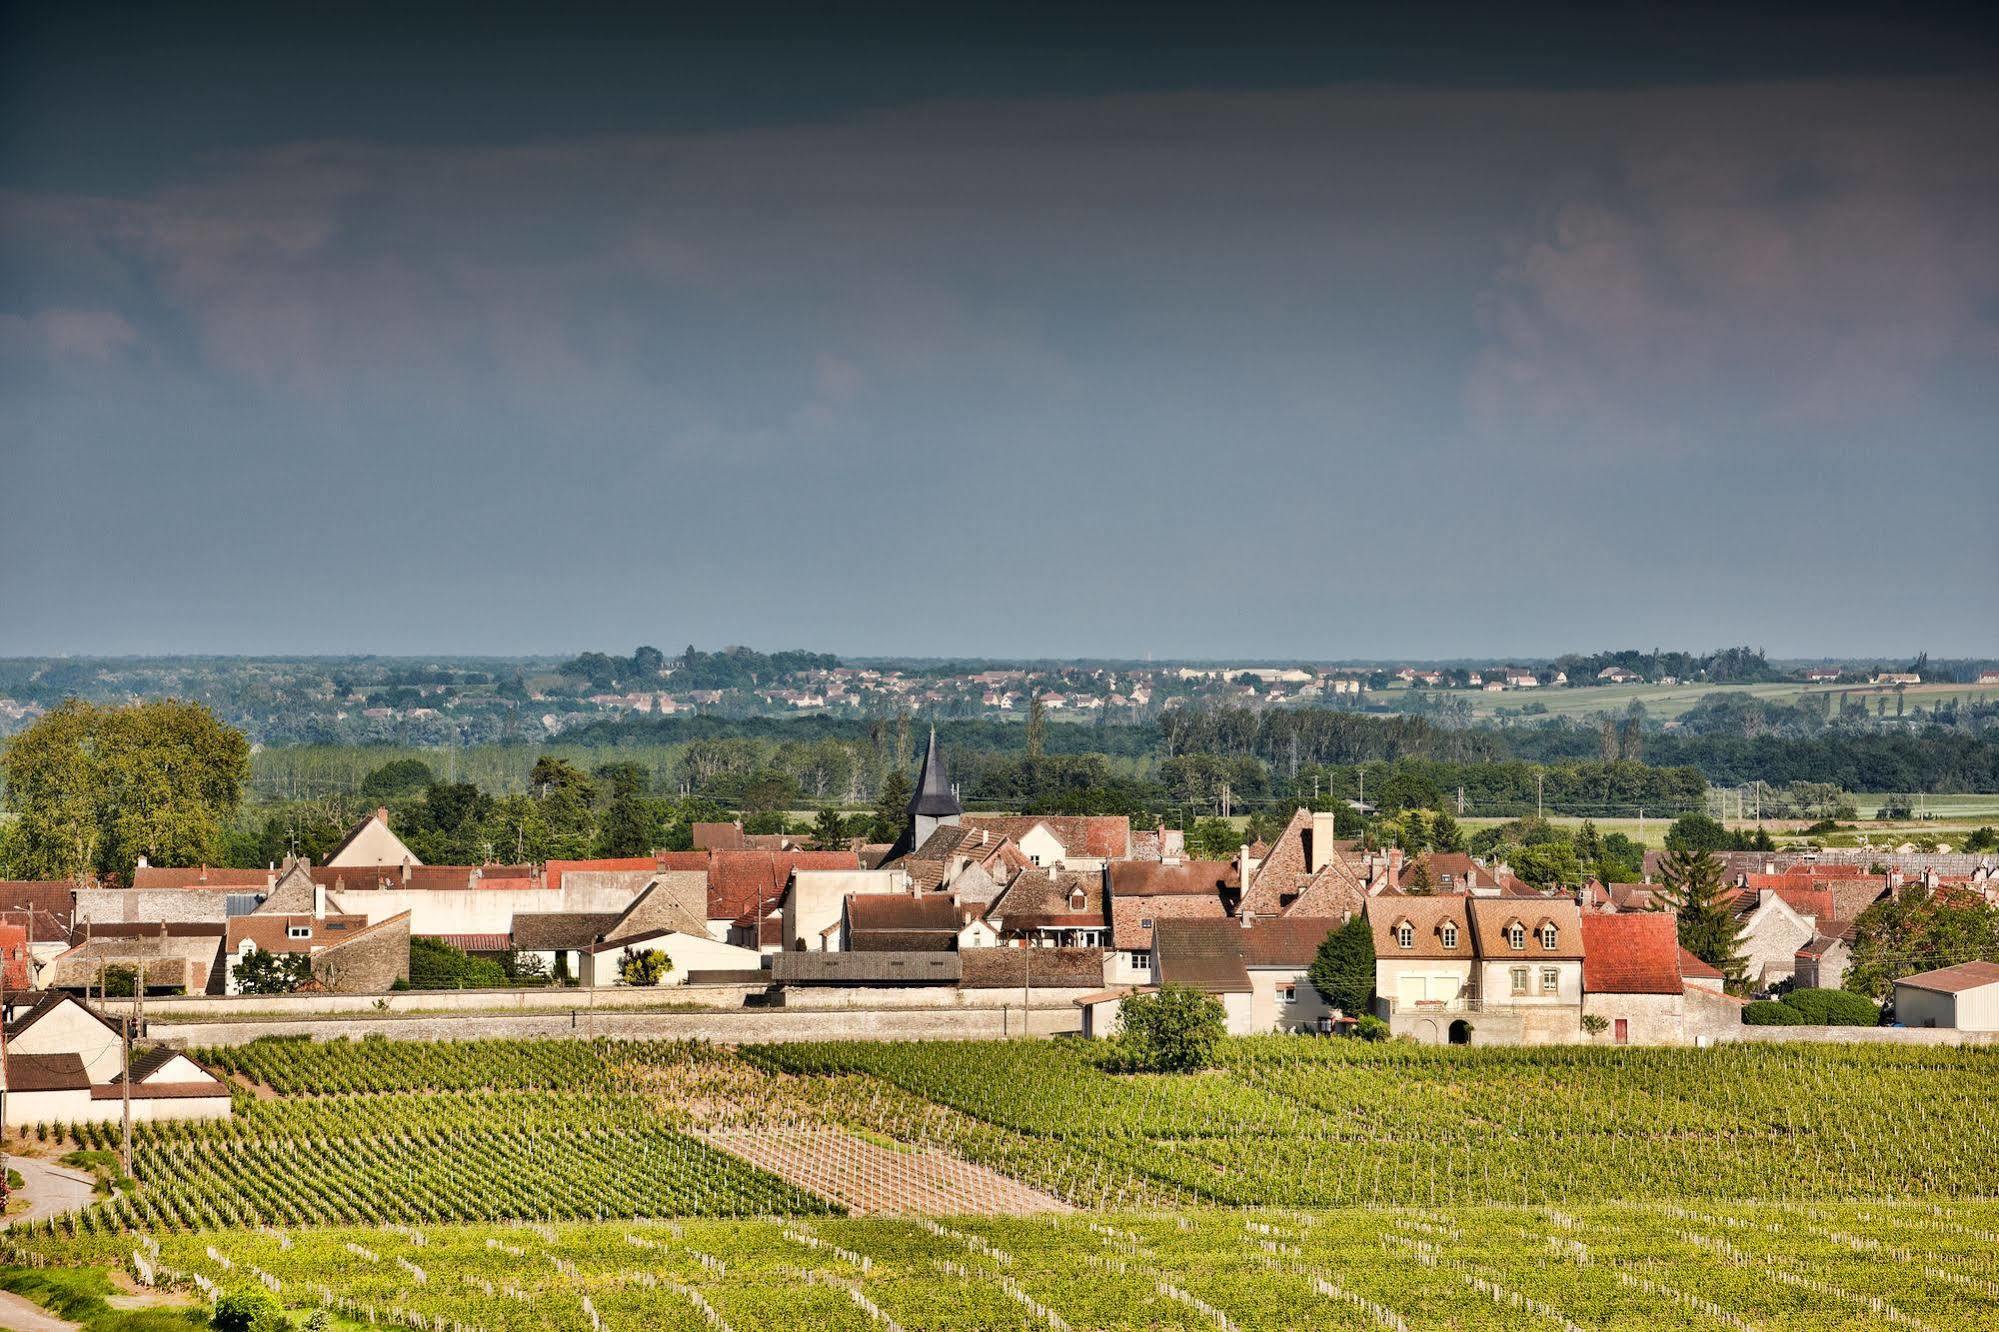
[325,819,420,867]
[10,1001,125,1082]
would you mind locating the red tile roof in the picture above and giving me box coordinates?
[707,850,860,923]
[0,881,76,942]
[1106,860,1236,897]
[1580,912,1682,994]
[1677,947,1724,982]
[130,865,270,890]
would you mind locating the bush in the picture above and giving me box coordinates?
[407,937,508,990]
[1110,985,1226,1073]
[213,1289,283,1332]
[1743,1000,1806,1025]
[1778,988,1879,1026]
[1352,1014,1390,1042]
[618,948,671,987]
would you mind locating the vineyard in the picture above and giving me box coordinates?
[16,1201,1999,1331]
[5,1034,1999,1328]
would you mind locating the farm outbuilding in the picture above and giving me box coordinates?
[1893,960,1999,1031]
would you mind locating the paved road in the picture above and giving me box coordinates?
[2,1156,96,1227]
[0,1289,79,1332]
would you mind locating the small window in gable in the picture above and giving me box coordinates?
[1396,922,1414,949]
[1440,922,1458,949]
[1140,917,1154,929]
[1507,922,1526,950]
[1540,923,1558,950]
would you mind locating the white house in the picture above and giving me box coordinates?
[1,994,230,1126]
[1149,917,1339,1035]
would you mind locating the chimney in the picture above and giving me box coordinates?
[401,856,413,886]
[313,877,327,919]
[1387,847,1404,885]
[136,855,148,869]
[376,806,389,825]
[1310,811,1337,874]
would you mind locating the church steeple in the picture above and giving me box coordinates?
[904,726,962,855]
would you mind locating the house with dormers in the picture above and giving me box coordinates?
[1366,895,1586,1044]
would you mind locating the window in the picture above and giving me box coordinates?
[1279,984,1297,1004]
[1540,924,1559,950]
[1540,966,1560,994]
[1440,923,1458,949]
[1128,951,1151,971]
[1507,923,1526,951]
[1140,917,1154,929]
[286,925,311,940]
[1510,967,1529,996]
[1613,1017,1629,1045]
[1396,922,1414,949]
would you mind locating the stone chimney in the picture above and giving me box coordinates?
[1387,847,1404,885]
[1310,811,1338,874]
[401,856,413,886]
[313,876,327,919]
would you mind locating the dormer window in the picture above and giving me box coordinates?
[1540,923,1558,950]
[1507,922,1526,950]
[1440,923,1458,949]
[286,925,311,940]
[1396,922,1414,949]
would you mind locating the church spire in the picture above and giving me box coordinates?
[908,726,962,818]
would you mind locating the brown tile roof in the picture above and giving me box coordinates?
[0,881,77,942]
[1467,898,1584,959]
[544,857,666,891]
[1105,860,1236,897]
[129,865,270,890]
[846,894,962,935]
[1580,912,1682,994]
[692,822,748,850]
[602,873,709,943]
[994,867,1106,925]
[959,815,1131,860]
[424,933,514,953]
[1150,918,1252,993]
[5,1051,90,1092]
[1366,895,1474,960]
[1110,891,1226,952]
[958,947,1107,989]
[1895,959,1999,994]
[227,913,371,956]
[510,912,624,951]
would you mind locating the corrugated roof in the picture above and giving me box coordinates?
[1895,959,1999,994]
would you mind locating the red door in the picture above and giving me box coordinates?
[1614,1018,1629,1045]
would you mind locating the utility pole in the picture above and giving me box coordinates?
[1536,773,1543,821]
[120,1009,134,1177]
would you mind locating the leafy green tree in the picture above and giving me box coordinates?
[1845,885,1999,1000]
[1653,848,1746,989]
[1112,985,1225,1072]
[234,946,311,995]
[594,761,650,800]
[618,948,671,987]
[529,756,595,804]
[0,699,250,881]
[1184,817,1240,860]
[406,937,507,990]
[1664,812,1731,854]
[1308,916,1375,1016]
[1507,839,1582,888]
[1964,826,1999,853]
[359,758,436,800]
[595,788,662,857]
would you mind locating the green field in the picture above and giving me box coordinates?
[1437,678,1996,723]
[7,1035,1999,1328]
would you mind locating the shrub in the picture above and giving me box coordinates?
[1743,1000,1806,1025]
[1779,988,1879,1026]
[618,948,671,987]
[213,1289,283,1332]
[1111,986,1226,1073]
[1308,916,1375,1017]
[1352,1014,1390,1042]
[407,937,508,990]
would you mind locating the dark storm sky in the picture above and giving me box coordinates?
[3,2,1996,659]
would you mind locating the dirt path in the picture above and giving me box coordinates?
[229,1071,277,1101]
[700,1128,1072,1217]
[0,1289,79,1332]
[1,1158,95,1228]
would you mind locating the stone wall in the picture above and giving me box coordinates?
[314,914,411,993]
[1722,1025,1999,1046]
[145,1001,1084,1048]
